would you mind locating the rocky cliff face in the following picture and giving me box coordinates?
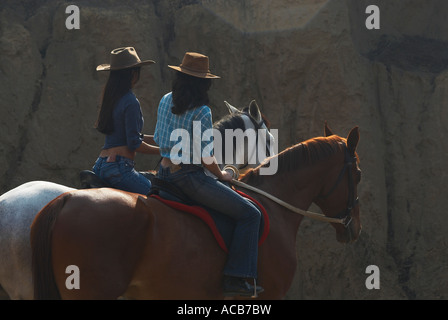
[1,0,447,299]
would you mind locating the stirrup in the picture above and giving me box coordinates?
[252,278,258,298]
[223,276,263,298]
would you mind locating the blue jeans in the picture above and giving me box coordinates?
[92,156,151,195]
[158,164,261,278]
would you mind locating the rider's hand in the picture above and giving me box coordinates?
[220,170,233,182]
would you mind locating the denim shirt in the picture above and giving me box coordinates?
[103,90,144,151]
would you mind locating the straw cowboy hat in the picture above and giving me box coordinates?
[96,47,155,71]
[168,52,220,79]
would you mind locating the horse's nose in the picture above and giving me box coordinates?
[349,224,362,243]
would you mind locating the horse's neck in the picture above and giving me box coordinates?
[243,169,318,214]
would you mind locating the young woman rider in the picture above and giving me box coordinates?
[154,52,264,297]
[93,47,159,194]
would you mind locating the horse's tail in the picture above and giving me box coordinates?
[30,193,69,300]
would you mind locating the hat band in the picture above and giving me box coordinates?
[180,64,210,75]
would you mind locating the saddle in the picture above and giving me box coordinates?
[79,170,155,189]
[79,170,269,253]
[148,177,269,253]
[79,170,109,189]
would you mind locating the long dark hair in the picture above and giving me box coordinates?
[95,67,140,134]
[171,71,212,115]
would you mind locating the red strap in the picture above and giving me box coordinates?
[149,191,270,253]
[150,195,229,253]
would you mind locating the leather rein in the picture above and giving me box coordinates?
[227,144,358,228]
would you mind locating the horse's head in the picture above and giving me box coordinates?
[213,100,275,171]
[225,100,272,133]
[314,124,362,243]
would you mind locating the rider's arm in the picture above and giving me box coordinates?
[135,141,160,155]
[202,156,232,182]
[143,134,157,146]
[136,134,160,155]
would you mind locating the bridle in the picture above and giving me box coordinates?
[237,113,274,170]
[317,143,359,228]
[227,142,359,229]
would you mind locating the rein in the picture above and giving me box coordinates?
[225,144,358,228]
[230,178,348,225]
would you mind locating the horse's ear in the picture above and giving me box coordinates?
[324,121,334,137]
[347,126,360,156]
[248,100,262,123]
[224,101,240,114]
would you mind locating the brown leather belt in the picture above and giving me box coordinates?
[166,163,182,174]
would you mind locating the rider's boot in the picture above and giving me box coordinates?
[222,275,264,298]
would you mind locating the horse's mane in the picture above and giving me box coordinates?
[213,113,246,133]
[240,135,347,182]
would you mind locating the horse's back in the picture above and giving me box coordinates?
[47,188,151,299]
[0,181,74,300]
[0,180,74,240]
[39,189,227,299]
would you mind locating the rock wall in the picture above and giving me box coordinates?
[1,0,447,299]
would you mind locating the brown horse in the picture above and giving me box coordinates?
[31,125,361,300]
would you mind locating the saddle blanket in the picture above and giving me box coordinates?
[149,190,269,253]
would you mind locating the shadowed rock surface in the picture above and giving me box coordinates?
[0,0,447,299]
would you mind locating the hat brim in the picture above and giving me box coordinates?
[168,65,220,79]
[96,60,155,72]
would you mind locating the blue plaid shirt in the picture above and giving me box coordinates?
[154,92,214,165]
